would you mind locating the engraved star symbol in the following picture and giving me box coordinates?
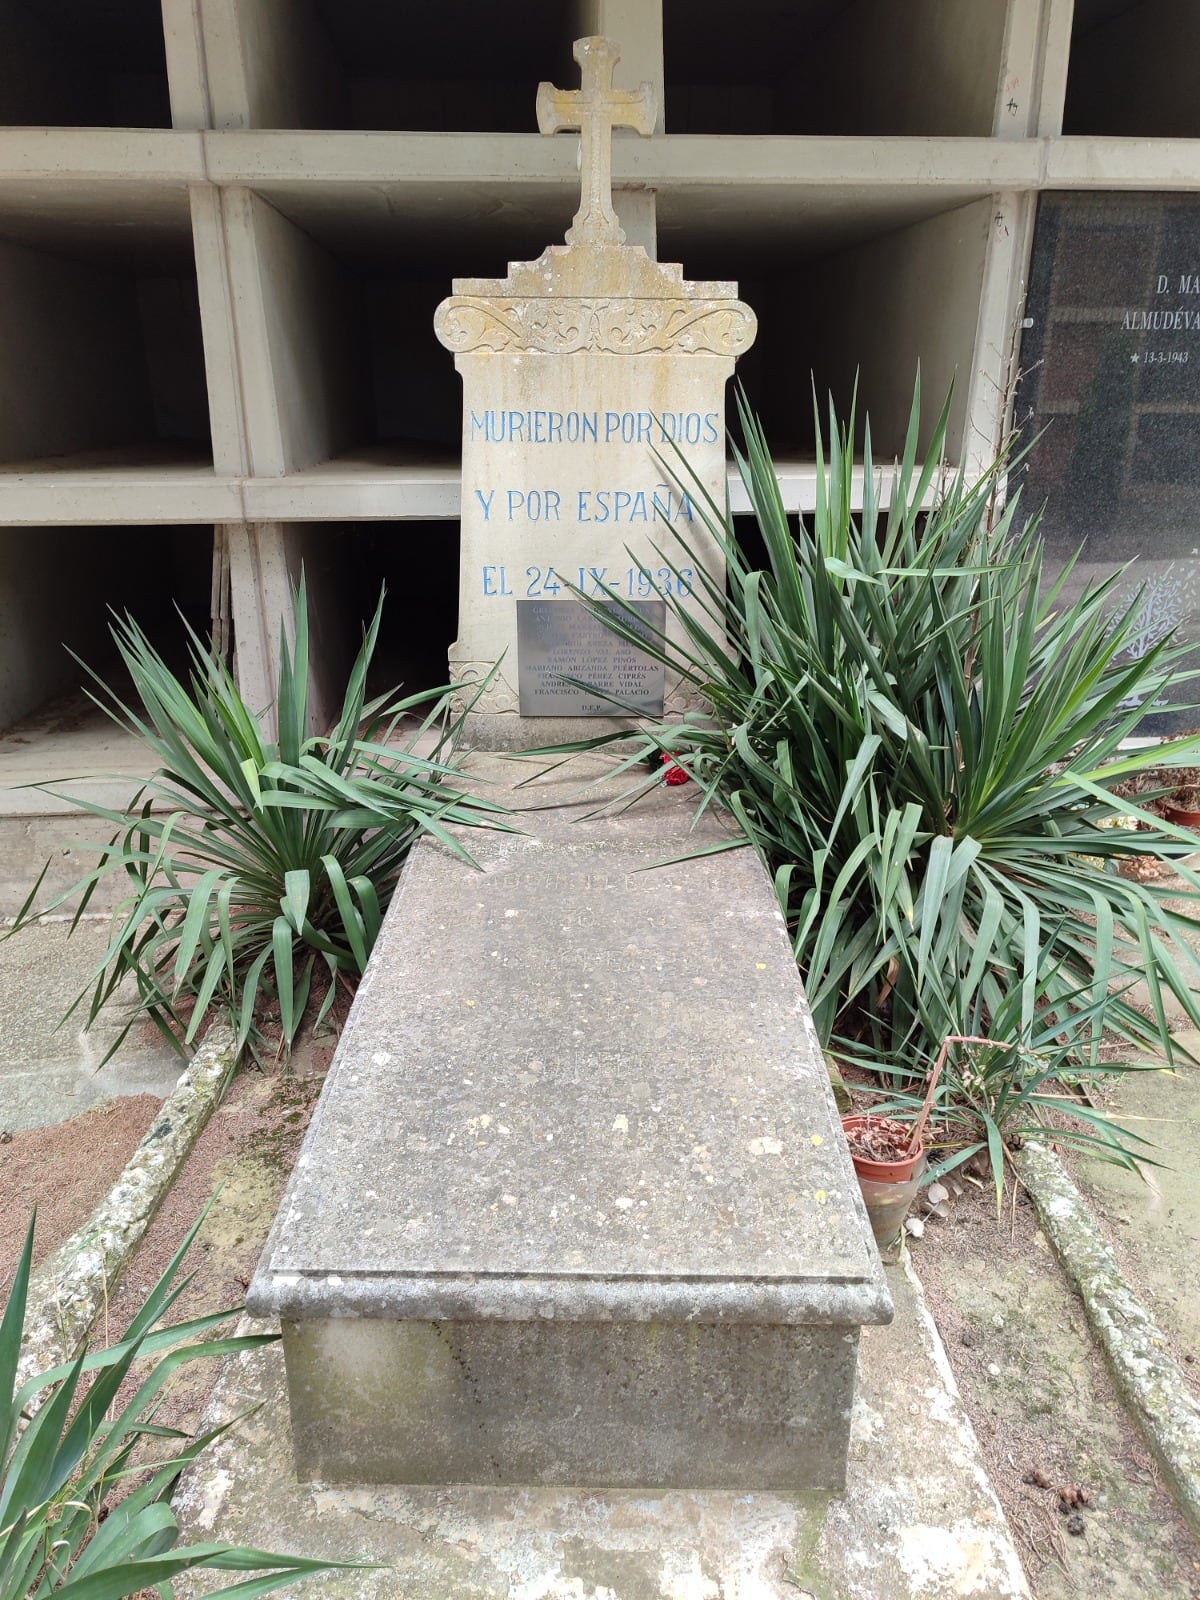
[1131,353,1140,363]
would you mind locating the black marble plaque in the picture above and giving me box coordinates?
[1016,193,1200,727]
[516,597,665,716]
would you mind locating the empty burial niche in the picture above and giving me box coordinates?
[1063,0,1200,138]
[278,523,460,704]
[669,198,993,469]
[241,188,573,472]
[364,278,469,461]
[216,0,567,130]
[0,525,214,736]
[0,218,210,472]
[0,0,169,127]
[664,0,1008,135]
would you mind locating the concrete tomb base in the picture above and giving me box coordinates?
[283,1316,862,1491]
[249,755,892,1491]
[174,1260,1032,1600]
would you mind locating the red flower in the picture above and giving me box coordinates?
[661,753,690,785]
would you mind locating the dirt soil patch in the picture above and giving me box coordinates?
[95,1034,333,1440]
[0,1094,162,1294]
[7,1009,340,1438]
[913,1179,1200,1598]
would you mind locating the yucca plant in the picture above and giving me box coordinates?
[862,987,1163,1208]
[7,577,507,1059]
[537,381,1200,1095]
[1,1212,372,1596]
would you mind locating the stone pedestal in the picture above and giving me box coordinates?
[249,756,892,1492]
[435,245,755,749]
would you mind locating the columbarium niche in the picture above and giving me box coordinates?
[669,196,995,465]
[0,525,214,733]
[664,0,1010,135]
[228,188,577,475]
[1064,0,1200,139]
[0,0,170,128]
[0,211,209,473]
[207,0,568,131]
[274,522,459,700]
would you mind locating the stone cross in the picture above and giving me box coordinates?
[536,36,656,248]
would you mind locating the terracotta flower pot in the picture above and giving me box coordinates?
[1162,799,1200,829]
[842,1114,926,1260]
[839,1037,966,1260]
[841,1115,925,1182]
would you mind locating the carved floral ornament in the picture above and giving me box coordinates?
[434,295,757,357]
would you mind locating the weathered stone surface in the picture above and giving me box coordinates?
[250,755,890,1489]
[436,258,753,746]
[535,37,656,251]
[283,1317,859,1490]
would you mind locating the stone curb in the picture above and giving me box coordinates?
[16,1020,238,1397]
[1016,1138,1200,1538]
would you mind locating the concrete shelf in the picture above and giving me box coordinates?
[239,456,911,524]
[242,457,898,522]
[242,452,462,524]
[0,129,203,184]
[0,455,920,532]
[1043,139,1200,192]
[206,129,1038,204]
[0,452,239,527]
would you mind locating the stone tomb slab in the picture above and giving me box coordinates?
[250,756,891,1491]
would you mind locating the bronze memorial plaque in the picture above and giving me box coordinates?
[516,596,665,716]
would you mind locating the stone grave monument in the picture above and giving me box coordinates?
[249,38,891,1493]
[434,35,757,748]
